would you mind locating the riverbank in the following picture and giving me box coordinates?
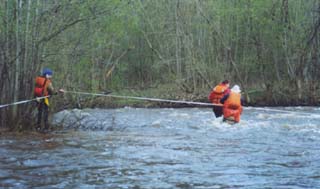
[54,84,320,111]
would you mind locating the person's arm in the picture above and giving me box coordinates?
[224,88,231,95]
[47,83,58,95]
[208,91,214,102]
[220,94,229,104]
[241,98,245,106]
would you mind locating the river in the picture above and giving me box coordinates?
[1,107,320,188]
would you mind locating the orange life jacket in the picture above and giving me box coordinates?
[209,84,229,104]
[34,76,51,97]
[223,92,242,123]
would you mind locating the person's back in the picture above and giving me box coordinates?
[34,75,52,98]
[208,80,230,117]
[220,85,243,124]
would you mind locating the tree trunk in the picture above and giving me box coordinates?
[31,0,40,74]
[13,0,22,123]
[23,0,31,97]
[175,0,181,80]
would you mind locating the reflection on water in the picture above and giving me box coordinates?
[1,107,320,188]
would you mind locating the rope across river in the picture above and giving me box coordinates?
[0,96,50,109]
[64,91,220,107]
[0,91,318,117]
[63,91,317,116]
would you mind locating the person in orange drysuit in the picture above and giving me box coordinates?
[208,80,230,118]
[34,68,64,131]
[220,85,243,124]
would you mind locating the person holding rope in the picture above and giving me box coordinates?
[34,68,64,131]
[220,85,243,124]
[208,80,230,118]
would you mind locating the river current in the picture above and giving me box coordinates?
[1,107,320,188]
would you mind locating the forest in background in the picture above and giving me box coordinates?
[0,0,320,128]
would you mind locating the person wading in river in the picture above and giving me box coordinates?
[34,68,64,131]
[208,80,230,118]
[220,85,243,124]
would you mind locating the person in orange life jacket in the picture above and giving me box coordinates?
[220,85,244,124]
[34,68,64,131]
[208,80,231,118]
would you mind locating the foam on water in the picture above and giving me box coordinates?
[52,107,320,134]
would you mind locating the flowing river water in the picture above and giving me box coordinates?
[1,107,320,188]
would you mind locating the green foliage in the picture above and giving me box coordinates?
[1,0,320,120]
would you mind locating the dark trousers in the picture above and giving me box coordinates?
[37,101,49,130]
[213,106,223,118]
